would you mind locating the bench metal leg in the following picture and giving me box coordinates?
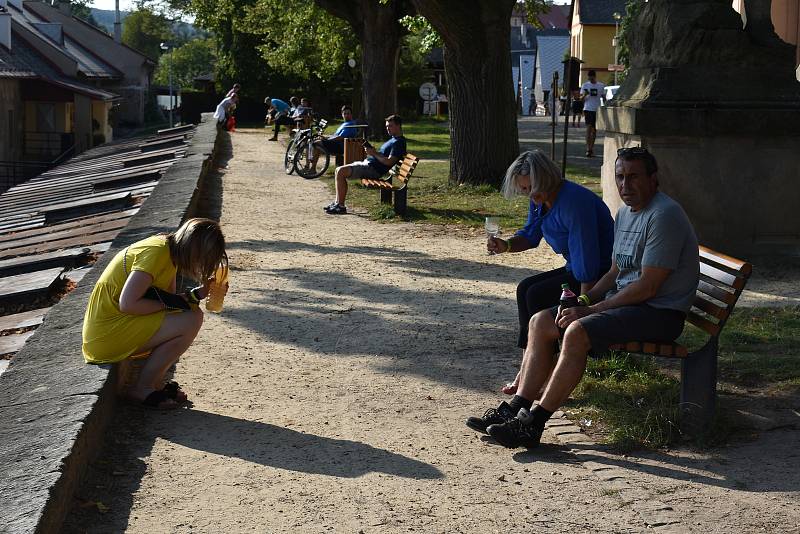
[679,337,718,435]
[380,188,392,204]
[393,188,407,216]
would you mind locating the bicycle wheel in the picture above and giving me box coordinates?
[284,138,297,175]
[294,140,329,179]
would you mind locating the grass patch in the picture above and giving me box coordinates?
[567,352,682,452]
[567,306,800,451]
[402,117,451,160]
[321,160,531,229]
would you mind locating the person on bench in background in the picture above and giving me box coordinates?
[466,150,614,435]
[479,147,699,449]
[324,114,406,215]
[309,105,359,172]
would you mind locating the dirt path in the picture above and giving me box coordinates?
[65,128,800,533]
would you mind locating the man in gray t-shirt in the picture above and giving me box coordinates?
[612,190,699,312]
[484,148,700,450]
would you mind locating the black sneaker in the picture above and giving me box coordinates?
[465,401,516,434]
[325,204,347,215]
[486,407,544,449]
[323,201,338,211]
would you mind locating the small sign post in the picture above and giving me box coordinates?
[419,82,438,116]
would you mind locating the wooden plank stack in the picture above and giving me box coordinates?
[0,127,194,371]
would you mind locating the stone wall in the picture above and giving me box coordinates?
[0,114,225,534]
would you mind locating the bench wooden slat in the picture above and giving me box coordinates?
[697,280,736,305]
[699,246,752,275]
[361,179,394,190]
[610,341,688,358]
[699,262,745,291]
[693,295,728,320]
[687,310,721,336]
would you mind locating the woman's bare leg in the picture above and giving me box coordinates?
[127,308,204,402]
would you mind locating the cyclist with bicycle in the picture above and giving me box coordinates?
[324,114,406,215]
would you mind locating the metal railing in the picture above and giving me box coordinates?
[0,161,50,194]
[1,133,76,194]
[23,132,75,160]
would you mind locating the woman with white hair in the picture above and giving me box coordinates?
[467,150,613,434]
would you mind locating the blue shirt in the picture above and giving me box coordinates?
[514,180,614,282]
[271,99,289,113]
[334,120,358,138]
[367,136,407,176]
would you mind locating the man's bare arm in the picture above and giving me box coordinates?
[590,265,672,313]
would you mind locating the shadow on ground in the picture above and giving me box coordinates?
[224,238,539,392]
[509,422,800,493]
[63,404,442,533]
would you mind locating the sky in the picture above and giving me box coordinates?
[90,0,572,13]
[89,0,137,11]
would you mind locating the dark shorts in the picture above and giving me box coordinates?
[571,100,582,114]
[551,304,686,353]
[583,110,597,127]
[318,138,345,155]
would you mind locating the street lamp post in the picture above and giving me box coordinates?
[612,12,622,85]
[160,42,173,127]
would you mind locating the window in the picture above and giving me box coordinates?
[36,103,56,132]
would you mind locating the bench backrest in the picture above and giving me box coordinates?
[688,246,753,338]
[389,153,420,187]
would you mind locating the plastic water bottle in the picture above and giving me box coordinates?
[558,283,578,315]
[205,264,229,313]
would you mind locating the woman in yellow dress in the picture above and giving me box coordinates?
[82,218,228,409]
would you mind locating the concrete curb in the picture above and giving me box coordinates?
[0,114,224,534]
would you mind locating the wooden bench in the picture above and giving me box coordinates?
[360,153,420,216]
[609,245,753,433]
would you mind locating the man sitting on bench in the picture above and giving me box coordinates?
[310,105,358,171]
[324,114,406,215]
[470,147,700,449]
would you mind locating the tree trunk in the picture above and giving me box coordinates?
[314,0,407,139]
[412,0,519,186]
[360,7,402,139]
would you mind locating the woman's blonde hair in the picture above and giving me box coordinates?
[501,150,563,199]
[167,218,228,282]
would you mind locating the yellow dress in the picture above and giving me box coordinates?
[82,235,175,364]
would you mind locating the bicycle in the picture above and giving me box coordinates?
[292,118,332,179]
[283,117,328,178]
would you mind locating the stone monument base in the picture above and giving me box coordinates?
[599,105,800,258]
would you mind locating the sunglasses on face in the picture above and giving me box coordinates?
[617,146,650,157]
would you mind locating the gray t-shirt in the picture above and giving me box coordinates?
[611,192,699,312]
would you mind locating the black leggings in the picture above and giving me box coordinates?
[516,267,579,348]
[273,115,295,135]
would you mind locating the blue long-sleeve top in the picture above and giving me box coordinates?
[514,180,614,282]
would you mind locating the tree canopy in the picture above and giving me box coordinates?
[154,38,216,88]
[122,5,173,60]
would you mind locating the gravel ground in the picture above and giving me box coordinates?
[64,127,800,534]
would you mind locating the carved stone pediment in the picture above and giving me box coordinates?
[612,0,800,107]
